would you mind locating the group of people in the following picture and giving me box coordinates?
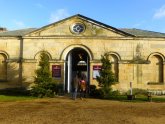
[72,73,87,100]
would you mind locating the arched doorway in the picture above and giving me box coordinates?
[0,53,7,81]
[65,48,90,92]
[149,55,163,83]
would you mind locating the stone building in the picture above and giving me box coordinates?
[0,14,165,93]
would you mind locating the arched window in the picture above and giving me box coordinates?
[108,54,119,81]
[149,55,163,83]
[35,51,50,69]
[0,53,7,81]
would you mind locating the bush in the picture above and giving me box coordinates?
[55,83,64,95]
[100,87,120,99]
[31,50,57,98]
[89,85,96,96]
[30,86,47,98]
[0,88,30,96]
[30,82,58,97]
[126,88,148,96]
[89,85,120,99]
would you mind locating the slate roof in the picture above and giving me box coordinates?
[120,28,165,38]
[1,27,165,38]
[0,28,36,36]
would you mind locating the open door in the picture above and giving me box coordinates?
[65,48,90,93]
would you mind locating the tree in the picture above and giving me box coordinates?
[96,53,117,98]
[31,51,56,97]
[34,51,52,84]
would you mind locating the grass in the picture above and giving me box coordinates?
[0,88,36,101]
[0,95,36,102]
[1,97,165,124]
[0,92,165,102]
[102,95,165,103]
[122,95,165,102]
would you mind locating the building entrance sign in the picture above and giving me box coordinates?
[52,65,61,78]
[93,65,102,79]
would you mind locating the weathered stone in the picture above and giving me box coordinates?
[0,14,165,92]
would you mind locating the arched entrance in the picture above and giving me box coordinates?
[65,48,90,92]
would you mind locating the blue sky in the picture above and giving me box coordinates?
[1,0,165,33]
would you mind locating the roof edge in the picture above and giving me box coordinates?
[25,14,135,37]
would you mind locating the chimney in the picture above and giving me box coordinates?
[0,27,7,32]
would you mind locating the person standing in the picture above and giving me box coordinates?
[79,77,87,100]
[72,75,79,100]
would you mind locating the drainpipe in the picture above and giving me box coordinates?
[18,36,23,88]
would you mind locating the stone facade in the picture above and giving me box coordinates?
[0,14,165,92]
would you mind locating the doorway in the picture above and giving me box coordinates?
[65,48,90,92]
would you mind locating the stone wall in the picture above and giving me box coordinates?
[0,15,165,91]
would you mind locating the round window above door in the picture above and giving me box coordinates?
[70,23,85,34]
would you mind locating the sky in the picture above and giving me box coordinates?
[1,0,165,33]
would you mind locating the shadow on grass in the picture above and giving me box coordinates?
[0,88,30,96]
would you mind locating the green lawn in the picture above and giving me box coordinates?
[105,95,165,102]
[123,95,165,102]
[0,95,36,102]
[1,94,165,102]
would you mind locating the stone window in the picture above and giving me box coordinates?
[0,53,7,81]
[149,55,163,83]
[108,54,119,81]
[70,23,85,34]
[35,51,50,70]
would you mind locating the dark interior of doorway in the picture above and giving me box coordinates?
[65,48,90,92]
[72,48,88,72]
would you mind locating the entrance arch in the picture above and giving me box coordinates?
[64,48,90,93]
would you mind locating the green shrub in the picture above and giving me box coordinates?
[55,83,64,95]
[89,85,120,99]
[89,85,96,96]
[30,86,46,98]
[126,88,148,96]
[30,82,64,97]
[110,90,121,96]
[30,82,56,97]
[100,87,121,99]
[31,51,57,98]
[0,88,30,96]
[45,89,54,97]
[89,85,104,98]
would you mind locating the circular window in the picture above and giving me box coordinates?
[70,23,85,34]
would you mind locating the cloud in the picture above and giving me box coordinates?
[49,9,70,23]
[153,5,165,19]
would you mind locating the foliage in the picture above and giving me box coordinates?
[0,88,30,96]
[89,85,120,99]
[126,88,148,96]
[98,87,121,99]
[89,85,102,98]
[96,53,117,98]
[30,50,56,97]
[30,83,64,98]
[34,51,52,84]
[31,83,55,97]
[0,95,36,102]
[96,53,117,88]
